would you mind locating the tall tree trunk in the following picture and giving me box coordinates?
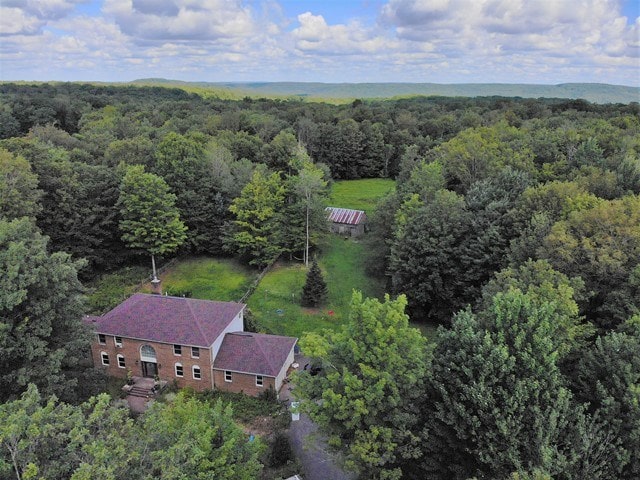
[305,195,310,267]
[151,254,158,281]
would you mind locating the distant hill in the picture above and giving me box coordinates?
[132,79,639,104]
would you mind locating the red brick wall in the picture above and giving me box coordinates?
[89,334,213,391]
[213,369,275,397]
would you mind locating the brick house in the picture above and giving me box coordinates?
[325,207,367,237]
[86,293,297,397]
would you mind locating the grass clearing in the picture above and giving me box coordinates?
[140,256,257,301]
[328,178,395,213]
[248,235,386,338]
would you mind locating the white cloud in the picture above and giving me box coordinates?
[0,7,45,35]
[292,12,399,56]
[102,0,264,42]
[2,0,87,20]
[378,0,639,80]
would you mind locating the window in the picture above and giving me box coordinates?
[117,354,126,369]
[191,346,200,358]
[256,375,263,387]
[98,334,106,344]
[173,344,182,356]
[140,345,157,362]
[101,352,109,366]
[224,371,232,382]
[114,336,123,348]
[175,363,183,377]
[192,365,201,380]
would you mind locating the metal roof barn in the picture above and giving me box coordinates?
[325,207,366,225]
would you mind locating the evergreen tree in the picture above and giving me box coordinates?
[422,289,577,479]
[301,260,328,307]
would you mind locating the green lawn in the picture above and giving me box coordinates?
[87,257,256,314]
[140,256,257,302]
[247,235,386,338]
[328,178,395,213]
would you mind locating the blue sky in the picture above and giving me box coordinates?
[1,0,638,85]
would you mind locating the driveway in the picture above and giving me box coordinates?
[281,356,355,480]
[289,412,355,480]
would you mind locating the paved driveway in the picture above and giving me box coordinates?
[281,356,355,480]
[288,412,355,480]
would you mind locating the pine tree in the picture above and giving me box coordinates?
[301,260,328,307]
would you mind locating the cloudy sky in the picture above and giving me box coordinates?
[1,0,638,85]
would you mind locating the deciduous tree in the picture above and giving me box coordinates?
[539,194,640,330]
[422,290,578,479]
[0,218,88,402]
[117,165,187,281]
[0,148,41,220]
[295,292,428,479]
[225,167,285,267]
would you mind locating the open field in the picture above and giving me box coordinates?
[328,178,395,213]
[248,235,386,338]
[139,256,257,301]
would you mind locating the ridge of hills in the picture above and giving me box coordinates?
[131,78,640,104]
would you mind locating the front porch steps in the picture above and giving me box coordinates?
[123,376,166,399]
[128,385,155,398]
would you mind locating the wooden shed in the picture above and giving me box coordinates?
[325,207,367,237]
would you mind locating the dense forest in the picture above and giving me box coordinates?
[1,82,639,479]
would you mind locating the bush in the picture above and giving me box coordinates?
[268,431,293,468]
[258,386,278,403]
[86,266,149,314]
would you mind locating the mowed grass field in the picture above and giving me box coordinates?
[248,178,394,337]
[139,256,256,301]
[87,257,257,314]
[328,178,395,213]
[247,235,386,338]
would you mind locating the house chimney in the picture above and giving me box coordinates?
[151,278,162,295]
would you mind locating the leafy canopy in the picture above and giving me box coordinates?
[118,164,187,256]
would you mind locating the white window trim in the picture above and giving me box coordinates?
[100,351,109,366]
[175,362,183,377]
[224,371,232,383]
[114,336,123,348]
[192,365,201,380]
[98,334,106,345]
[116,354,126,369]
[191,347,200,359]
[256,375,263,387]
[173,344,182,356]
